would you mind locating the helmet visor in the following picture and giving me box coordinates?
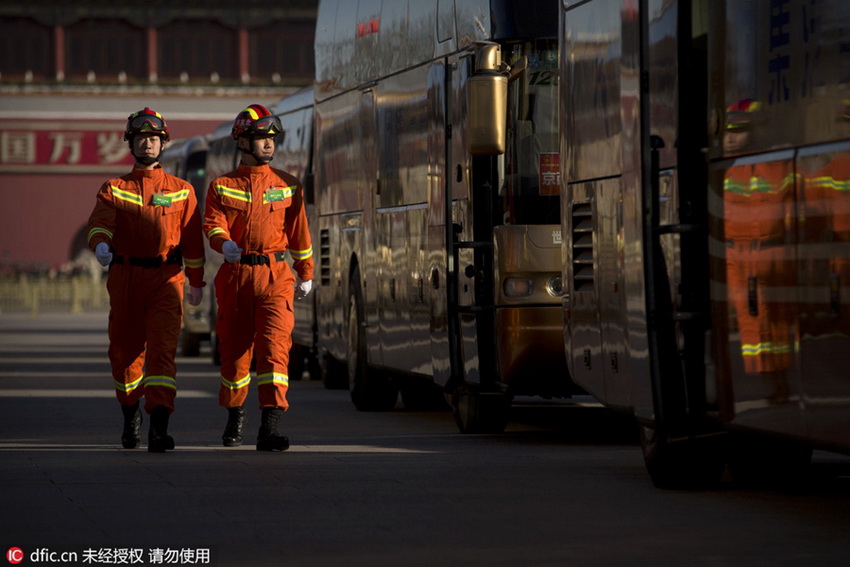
[253,116,283,135]
[129,114,167,133]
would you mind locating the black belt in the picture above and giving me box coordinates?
[112,250,183,268]
[240,251,286,266]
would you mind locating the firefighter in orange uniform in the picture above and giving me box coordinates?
[203,104,314,451]
[803,101,850,337]
[88,108,206,452]
[722,99,796,402]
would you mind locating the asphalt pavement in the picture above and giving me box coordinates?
[3,312,850,567]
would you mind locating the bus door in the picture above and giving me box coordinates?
[430,47,489,393]
[459,47,498,391]
[427,56,455,389]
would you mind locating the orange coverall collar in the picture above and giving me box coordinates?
[237,163,272,175]
[130,165,165,179]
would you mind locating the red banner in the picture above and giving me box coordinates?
[0,121,134,173]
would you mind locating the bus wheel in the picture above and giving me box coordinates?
[347,270,397,411]
[450,391,511,434]
[639,424,724,489]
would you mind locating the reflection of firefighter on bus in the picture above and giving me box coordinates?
[722,99,796,402]
[803,100,850,339]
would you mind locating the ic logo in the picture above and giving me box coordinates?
[6,547,23,564]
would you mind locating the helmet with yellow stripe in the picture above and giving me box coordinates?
[725,99,760,132]
[231,104,283,139]
[124,107,170,142]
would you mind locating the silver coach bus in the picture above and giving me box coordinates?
[311,0,580,432]
[559,0,850,487]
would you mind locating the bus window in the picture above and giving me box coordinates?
[499,38,560,225]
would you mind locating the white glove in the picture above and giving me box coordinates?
[187,286,203,306]
[95,242,113,266]
[222,240,243,263]
[295,277,313,300]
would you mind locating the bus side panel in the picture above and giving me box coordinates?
[562,0,649,411]
[797,141,850,449]
[708,1,850,449]
[274,99,316,350]
[373,64,431,374]
[709,151,806,439]
[314,89,369,363]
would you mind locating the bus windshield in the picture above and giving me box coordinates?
[498,38,560,226]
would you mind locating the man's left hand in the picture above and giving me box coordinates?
[295,278,313,300]
[187,286,203,306]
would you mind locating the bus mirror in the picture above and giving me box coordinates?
[467,42,508,156]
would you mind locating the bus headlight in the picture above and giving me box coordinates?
[503,277,534,298]
[546,276,564,297]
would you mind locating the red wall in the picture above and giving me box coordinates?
[0,117,224,271]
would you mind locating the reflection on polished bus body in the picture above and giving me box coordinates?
[559,0,850,487]
[311,0,578,431]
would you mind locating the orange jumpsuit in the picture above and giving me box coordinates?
[804,152,850,336]
[723,160,797,374]
[88,166,206,413]
[203,164,314,410]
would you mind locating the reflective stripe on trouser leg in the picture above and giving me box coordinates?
[215,265,257,408]
[219,373,251,407]
[727,245,794,374]
[142,270,184,413]
[254,292,294,410]
[144,375,177,414]
[113,374,144,405]
[107,266,147,406]
[106,265,183,411]
[257,373,289,409]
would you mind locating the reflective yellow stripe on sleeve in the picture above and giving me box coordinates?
[289,247,313,260]
[207,227,228,239]
[184,256,205,269]
[88,227,113,242]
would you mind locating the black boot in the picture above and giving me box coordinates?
[256,408,289,452]
[148,406,175,453]
[120,402,142,449]
[222,406,246,447]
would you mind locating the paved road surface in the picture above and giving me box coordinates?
[2,312,850,567]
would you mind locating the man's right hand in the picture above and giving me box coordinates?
[222,240,243,263]
[95,242,113,266]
